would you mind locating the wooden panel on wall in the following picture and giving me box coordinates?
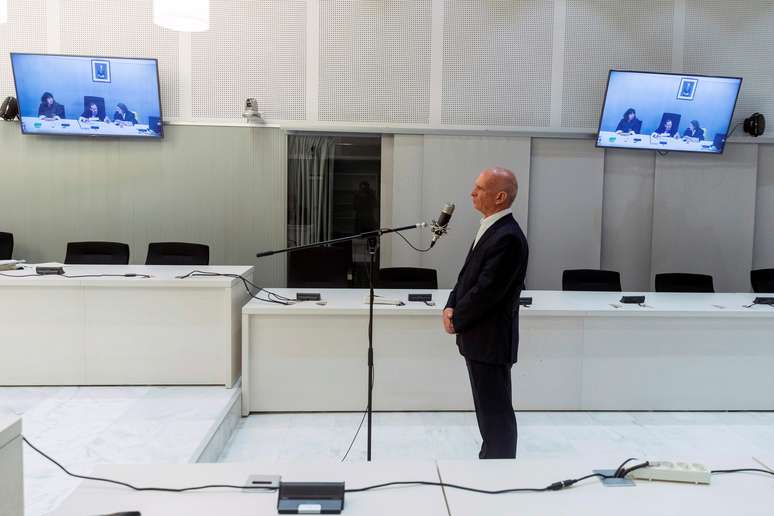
[753,145,774,271]
[652,143,758,292]
[601,149,656,291]
[386,134,531,289]
[0,124,287,286]
[526,138,605,290]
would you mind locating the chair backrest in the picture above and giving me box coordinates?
[0,232,13,260]
[287,243,351,288]
[83,96,106,118]
[633,119,643,134]
[146,242,209,266]
[65,241,130,265]
[562,269,622,292]
[378,267,438,289]
[751,269,774,293]
[659,112,682,134]
[655,273,714,293]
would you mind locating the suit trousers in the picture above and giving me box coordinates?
[465,358,517,459]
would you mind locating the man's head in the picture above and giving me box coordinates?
[470,167,518,217]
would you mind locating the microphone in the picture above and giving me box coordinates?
[430,203,455,247]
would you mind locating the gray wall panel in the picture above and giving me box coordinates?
[601,150,656,291]
[385,135,531,288]
[527,139,605,290]
[386,134,426,269]
[753,145,774,271]
[652,144,758,292]
[0,124,287,287]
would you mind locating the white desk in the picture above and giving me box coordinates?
[242,289,774,413]
[0,416,24,516]
[51,461,447,516]
[598,130,718,152]
[438,457,774,516]
[0,265,253,386]
[21,116,156,137]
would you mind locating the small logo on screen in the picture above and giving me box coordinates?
[677,78,698,100]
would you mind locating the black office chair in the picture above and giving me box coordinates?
[0,232,13,260]
[146,242,209,266]
[379,267,438,289]
[656,112,681,136]
[82,96,107,120]
[562,269,622,292]
[65,241,130,265]
[751,269,774,293]
[655,273,714,293]
[287,244,351,288]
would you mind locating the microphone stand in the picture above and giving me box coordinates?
[256,222,426,461]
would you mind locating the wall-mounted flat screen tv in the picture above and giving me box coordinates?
[10,53,163,139]
[596,70,742,154]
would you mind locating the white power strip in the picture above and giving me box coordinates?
[627,461,711,485]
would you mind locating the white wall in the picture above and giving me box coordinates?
[2,0,772,134]
[0,0,773,291]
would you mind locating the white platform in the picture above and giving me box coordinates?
[0,265,253,386]
[0,416,24,516]
[242,289,774,413]
[51,461,447,516]
[0,385,240,516]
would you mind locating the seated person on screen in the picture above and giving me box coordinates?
[651,118,679,138]
[79,102,109,123]
[37,92,66,120]
[615,108,642,135]
[113,103,138,126]
[682,120,705,142]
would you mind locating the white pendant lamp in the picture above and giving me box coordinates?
[1,1,8,25]
[153,0,209,32]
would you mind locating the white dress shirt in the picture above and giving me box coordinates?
[473,208,513,248]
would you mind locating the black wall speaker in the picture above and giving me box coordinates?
[0,96,19,121]
[743,113,766,137]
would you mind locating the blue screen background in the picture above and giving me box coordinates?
[11,54,162,125]
[599,71,741,139]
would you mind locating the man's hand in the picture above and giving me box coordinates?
[442,307,456,334]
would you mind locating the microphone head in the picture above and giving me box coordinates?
[437,203,455,228]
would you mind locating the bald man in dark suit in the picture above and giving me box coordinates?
[443,167,529,459]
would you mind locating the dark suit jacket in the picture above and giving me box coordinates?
[38,102,66,119]
[445,215,529,365]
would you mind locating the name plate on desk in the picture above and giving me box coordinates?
[408,293,432,302]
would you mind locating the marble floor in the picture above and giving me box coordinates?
[0,386,238,516]
[219,411,774,466]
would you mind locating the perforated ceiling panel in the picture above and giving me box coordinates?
[684,0,774,130]
[0,0,47,100]
[60,0,180,117]
[562,0,674,129]
[441,0,553,127]
[319,0,432,124]
[191,0,306,121]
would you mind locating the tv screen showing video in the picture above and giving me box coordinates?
[10,53,163,139]
[596,70,742,154]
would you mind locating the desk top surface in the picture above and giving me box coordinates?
[438,457,774,516]
[0,264,254,288]
[52,461,447,516]
[243,288,774,318]
[51,458,773,516]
